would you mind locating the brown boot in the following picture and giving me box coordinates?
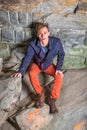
[35,92,45,108]
[47,98,58,114]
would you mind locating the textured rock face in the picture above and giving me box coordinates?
[16,104,53,130]
[0,69,87,130]
[41,69,87,130]
[0,58,3,72]
[0,78,22,111]
[0,0,87,69]
[0,43,10,60]
[74,119,87,130]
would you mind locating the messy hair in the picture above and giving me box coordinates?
[35,22,49,33]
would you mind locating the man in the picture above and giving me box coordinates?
[11,22,65,114]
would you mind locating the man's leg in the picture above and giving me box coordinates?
[28,63,45,108]
[44,64,62,99]
[44,64,62,113]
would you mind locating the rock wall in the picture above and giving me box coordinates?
[0,0,87,69]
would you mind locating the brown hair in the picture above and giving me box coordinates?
[35,22,49,33]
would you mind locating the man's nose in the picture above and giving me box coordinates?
[41,34,44,37]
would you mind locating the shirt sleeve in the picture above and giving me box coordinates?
[56,39,65,71]
[18,44,35,75]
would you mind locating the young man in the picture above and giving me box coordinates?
[11,22,65,114]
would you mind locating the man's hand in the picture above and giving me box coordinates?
[55,70,64,78]
[11,72,22,78]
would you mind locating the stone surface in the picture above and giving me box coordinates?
[16,104,53,130]
[41,69,87,130]
[2,28,14,42]
[10,12,19,25]
[0,110,8,126]
[0,69,87,130]
[0,43,10,60]
[0,11,9,25]
[0,58,3,72]
[15,29,24,43]
[0,121,16,130]
[62,45,87,69]
[0,0,78,14]
[0,77,22,111]
[74,119,87,130]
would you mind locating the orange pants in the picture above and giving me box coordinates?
[28,63,62,99]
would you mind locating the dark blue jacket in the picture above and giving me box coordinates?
[18,36,65,75]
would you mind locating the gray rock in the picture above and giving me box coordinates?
[10,12,19,25]
[0,43,10,60]
[0,110,8,126]
[0,77,22,111]
[3,49,24,71]
[16,104,53,130]
[27,12,33,25]
[74,119,87,130]
[15,29,24,43]
[18,11,27,26]
[45,13,87,30]
[0,58,3,72]
[41,69,87,130]
[2,28,14,42]
[0,121,16,130]
[0,11,9,25]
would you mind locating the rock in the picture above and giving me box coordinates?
[45,13,87,30]
[53,45,87,69]
[16,104,53,130]
[0,43,10,60]
[3,50,23,72]
[0,77,22,111]
[0,0,78,15]
[0,121,16,130]
[62,45,87,69]
[0,58,3,72]
[41,69,87,130]
[74,119,87,130]
[0,110,8,126]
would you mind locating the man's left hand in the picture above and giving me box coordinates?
[55,70,64,78]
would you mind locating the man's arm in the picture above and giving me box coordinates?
[55,39,65,78]
[11,44,35,78]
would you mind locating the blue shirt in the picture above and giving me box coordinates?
[18,36,65,75]
[37,41,49,54]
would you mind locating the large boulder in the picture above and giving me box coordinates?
[16,104,53,130]
[0,77,22,111]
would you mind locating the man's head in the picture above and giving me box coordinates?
[35,22,50,46]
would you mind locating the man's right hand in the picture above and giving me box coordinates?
[11,72,22,78]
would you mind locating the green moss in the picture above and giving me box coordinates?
[0,43,10,60]
[62,45,87,69]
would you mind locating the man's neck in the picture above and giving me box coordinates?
[40,40,49,47]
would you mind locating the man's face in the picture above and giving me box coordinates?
[37,26,50,46]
